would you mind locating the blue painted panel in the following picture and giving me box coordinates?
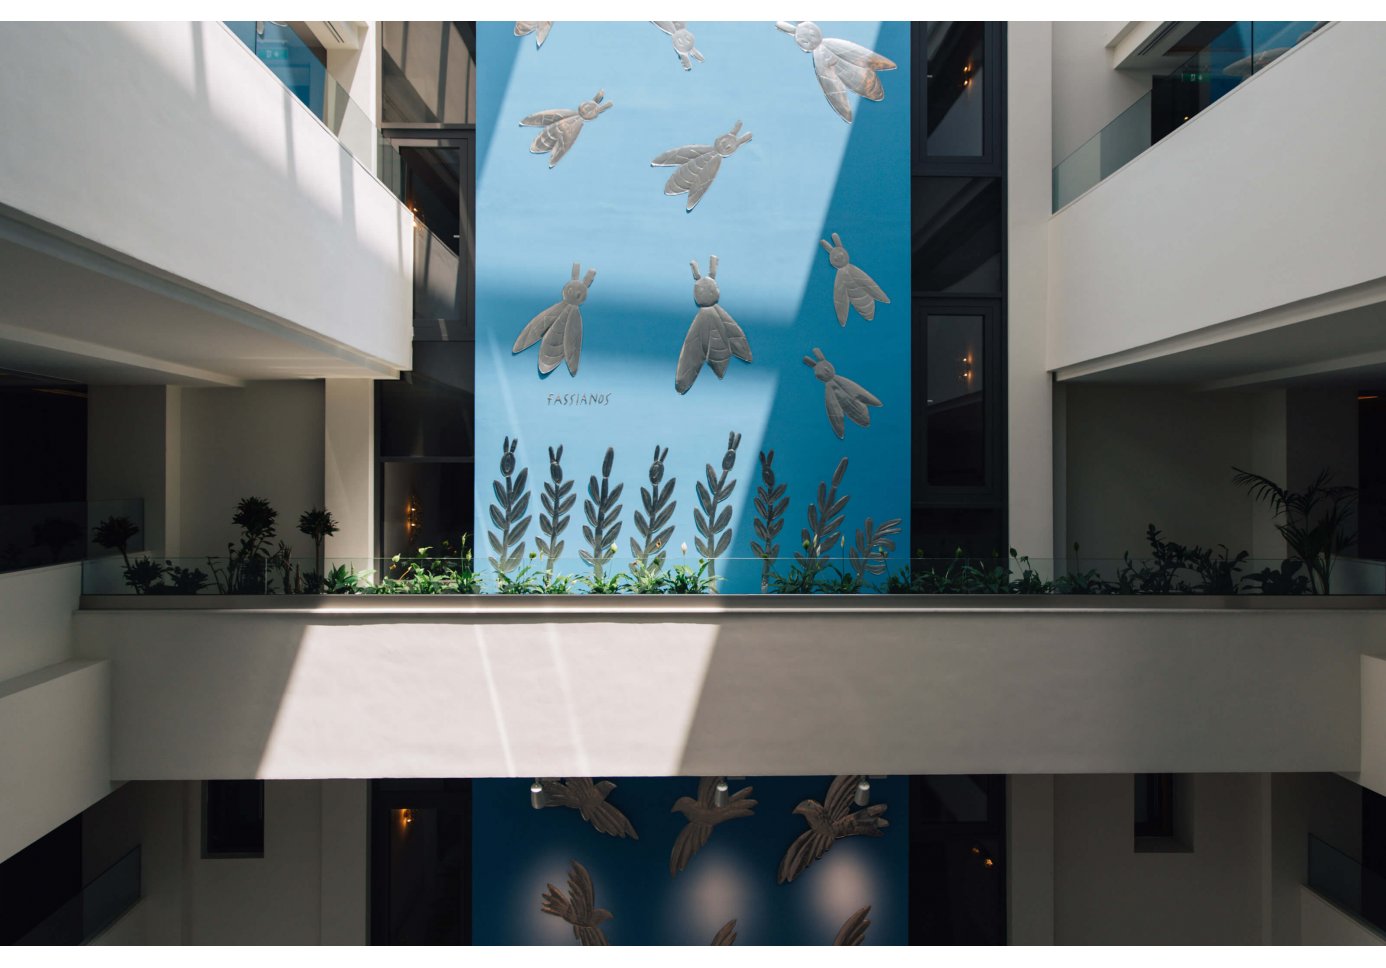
[471,776,909,944]
[476,22,910,591]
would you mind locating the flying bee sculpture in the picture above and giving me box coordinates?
[804,347,882,439]
[513,263,596,376]
[520,89,612,167]
[651,121,752,212]
[775,21,897,123]
[676,256,753,394]
[652,22,704,70]
[821,232,890,325]
[514,21,553,48]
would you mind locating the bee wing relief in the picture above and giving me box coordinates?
[537,303,581,375]
[714,306,752,363]
[513,302,562,353]
[845,265,889,321]
[675,310,714,394]
[666,152,721,210]
[520,109,575,127]
[824,383,847,438]
[532,114,584,167]
[811,46,854,122]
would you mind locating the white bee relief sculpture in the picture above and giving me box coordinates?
[514,22,553,48]
[651,122,752,212]
[513,263,596,376]
[520,90,612,168]
[676,256,753,394]
[821,232,890,325]
[775,21,896,123]
[652,22,703,70]
[804,347,882,439]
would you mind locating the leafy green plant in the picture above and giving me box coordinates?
[323,563,371,595]
[663,560,715,595]
[1009,549,1052,594]
[1242,559,1312,595]
[164,564,210,595]
[209,496,281,594]
[1054,545,1111,595]
[122,557,167,595]
[1233,467,1358,594]
[581,570,630,595]
[1113,526,1249,594]
[376,542,480,594]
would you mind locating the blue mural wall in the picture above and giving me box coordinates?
[476,22,911,591]
[471,775,909,945]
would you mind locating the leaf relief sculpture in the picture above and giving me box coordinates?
[488,436,532,573]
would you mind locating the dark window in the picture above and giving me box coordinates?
[923,22,986,157]
[923,313,987,488]
[370,780,472,945]
[909,776,1005,944]
[913,177,1002,294]
[1134,773,1174,839]
[911,506,1006,561]
[380,22,476,126]
[202,781,265,858]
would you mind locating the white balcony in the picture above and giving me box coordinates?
[72,596,1386,781]
[0,22,412,386]
[1049,22,1386,389]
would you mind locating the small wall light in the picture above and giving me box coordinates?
[405,493,420,543]
[855,779,871,807]
[530,780,545,810]
[401,808,413,826]
[714,779,730,808]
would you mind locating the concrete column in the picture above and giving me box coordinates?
[324,378,376,566]
[1007,774,1055,944]
[1248,388,1287,563]
[319,780,369,944]
[1007,21,1054,559]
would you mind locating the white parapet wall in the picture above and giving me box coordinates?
[1049,21,1386,375]
[73,598,1384,780]
[0,21,412,373]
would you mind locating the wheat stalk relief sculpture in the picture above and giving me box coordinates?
[488,437,532,573]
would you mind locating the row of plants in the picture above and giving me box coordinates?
[89,465,1359,596]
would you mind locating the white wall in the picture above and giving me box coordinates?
[0,22,411,370]
[1049,22,1386,371]
[1051,22,1151,166]
[1064,385,1266,561]
[1361,655,1386,798]
[88,386,180,557]
[1053,773,1264,944]
[178,382,325,558]
[0,562,80,682]
[0,660,111,864]
[1008,22,1055,559]
[324,379,376,563]
[81,779,368,944]
[74,601,1379,780]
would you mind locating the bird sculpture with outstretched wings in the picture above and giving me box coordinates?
[541,861,613,945]
[710,919,738,945]
[538,777,639,839]
[775,21,896,123]
[519,89,612,167]
[669,776,758,876]
[777,774,888,883]
[833,906,872,945]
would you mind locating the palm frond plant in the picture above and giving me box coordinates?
[1232,467,1357,594]
[751,450,788,594]
[297,507,338,592]
[209,496,280,594]
[580,447,623,582]
[488,437,533,580]
[694,432,742,585]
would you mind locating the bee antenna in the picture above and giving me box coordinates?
[689,260,701,280]
[583,268,597,287]
[831,232,843,247]
[776,21,796,34]
[730,120,742,135]
[594,89,604,101]
[814,347,826,361]
[802,355,816,368]
[708,255,718,278]
[819,239,833,253]
[570,262,580,280]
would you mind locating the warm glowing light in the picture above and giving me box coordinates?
[983,857,994,868]
[970,845,981,855]
[402,808,413,824]
[1359,394,1379,401]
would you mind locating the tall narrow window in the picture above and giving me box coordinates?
[203,780,264,859]
[924,22,986,158]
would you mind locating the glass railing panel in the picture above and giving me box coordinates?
[1053,21,1328,211]
[1,499,143,575]
[17,847,140,945]
[79,553,1386,597]
[1307,835,1386,933]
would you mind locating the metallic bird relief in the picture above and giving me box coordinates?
[513,263,595,376]
[775,21,896,123]
[821,232,889,325]
[652,22,704,70]
[541,861,612,946]
[520,90,612,167]
[669,777,758,877]
[833,906,872,946]
[710,920,738,945]
[537,777,639,840]
[514,21,553,48]
[676,256,753,393]
[651,122,752,211]
[777,774,889,884]
[804,348,883,439]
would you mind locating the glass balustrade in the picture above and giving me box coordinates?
[17,847,141,945]
[1307,835,1386,934]
[1053,21,1325,211]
